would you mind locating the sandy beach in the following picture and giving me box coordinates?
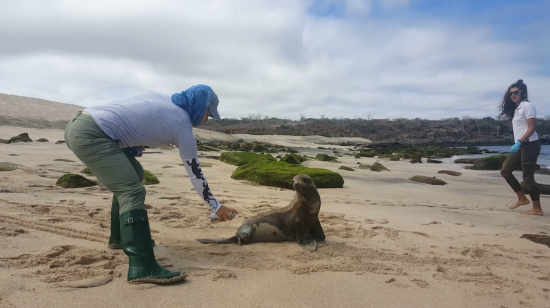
[2,121,550,308]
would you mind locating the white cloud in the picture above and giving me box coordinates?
[0,0,548,120]
[377,0,410,10]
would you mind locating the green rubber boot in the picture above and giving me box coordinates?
[108,197,154,250]
[120,209,186,284]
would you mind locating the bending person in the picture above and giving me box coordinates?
[498,79,543,216]
[64,85,239,284]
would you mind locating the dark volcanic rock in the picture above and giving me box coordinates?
[9,133,33,143]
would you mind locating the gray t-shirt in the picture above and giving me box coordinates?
[85,92,223,213]
[85,91,197,159]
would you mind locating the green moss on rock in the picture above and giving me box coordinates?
[197,145,220,152]
[409,176,447,185]
[220,152,276,166]
[358,164,371,169]
[56,173,98,188]
[315,154,338,162]
[410,156,422,164]
[231,161,344,189]
[470,155,507,170]
[142,170,160,185]
[280,153,307,165]
[370,162,389,172]
[81,167,93,175]
[339,166,355,171]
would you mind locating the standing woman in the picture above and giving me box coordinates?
[499,79,543,215]
[64,85,239,284]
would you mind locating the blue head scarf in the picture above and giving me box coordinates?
[171,85,213,126]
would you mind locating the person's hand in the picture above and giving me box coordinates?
[215,205,239,222]
[136,146,145,157]
[510,141,522,153]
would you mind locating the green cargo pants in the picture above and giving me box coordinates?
[64,112,146,213]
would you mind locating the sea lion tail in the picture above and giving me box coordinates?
[196,235,239,244]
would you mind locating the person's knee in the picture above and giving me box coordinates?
[118,185,147,213]
[500,168,512,178]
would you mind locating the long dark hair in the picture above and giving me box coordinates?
[498,79,529,120]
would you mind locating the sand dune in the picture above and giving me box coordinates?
[1,95,550,308]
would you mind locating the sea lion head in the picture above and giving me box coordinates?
[292,174,316,193]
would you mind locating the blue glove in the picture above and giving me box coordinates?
[510,141,522,153]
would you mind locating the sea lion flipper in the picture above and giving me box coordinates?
[196,235,238,244]
[310,220,326,241]
[301,239,318,252]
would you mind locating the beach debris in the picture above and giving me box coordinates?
[55,140,65,144]
[56,173,98,188]
[142,170,160,185]
[339,166,355,171]
[438,170,462,176]
[370,162,389,172]
[409,176,447,185]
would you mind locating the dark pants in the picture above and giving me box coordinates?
[500,140,541,202]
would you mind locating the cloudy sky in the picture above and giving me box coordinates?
[1,0,549,120]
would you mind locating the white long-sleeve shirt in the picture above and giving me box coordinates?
[85,91,222,212]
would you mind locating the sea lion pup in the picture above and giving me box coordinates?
[196,174,325,251]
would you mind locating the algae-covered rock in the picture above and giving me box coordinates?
[409,176,447,185]
[280,153,307,165]
[358,164,371,169]
[0,138,9,144]
[315,154,338,162]
[231,161,344,189]
[197,145,220,152]
[142,170,160,185]
[0,162,21,171]
[470,155,506,170]
[36,138,49,142]
[56,173,98,188]
[339,166,355,171]
[454,158,478,164]
[286,148,298,154]
[410,156,422,164]
[438,170,462,176]
[370,162,389,172]
[81,167,93,175]
[9,133,33,143]
[220,152,276,166]
[520,182,550,195]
